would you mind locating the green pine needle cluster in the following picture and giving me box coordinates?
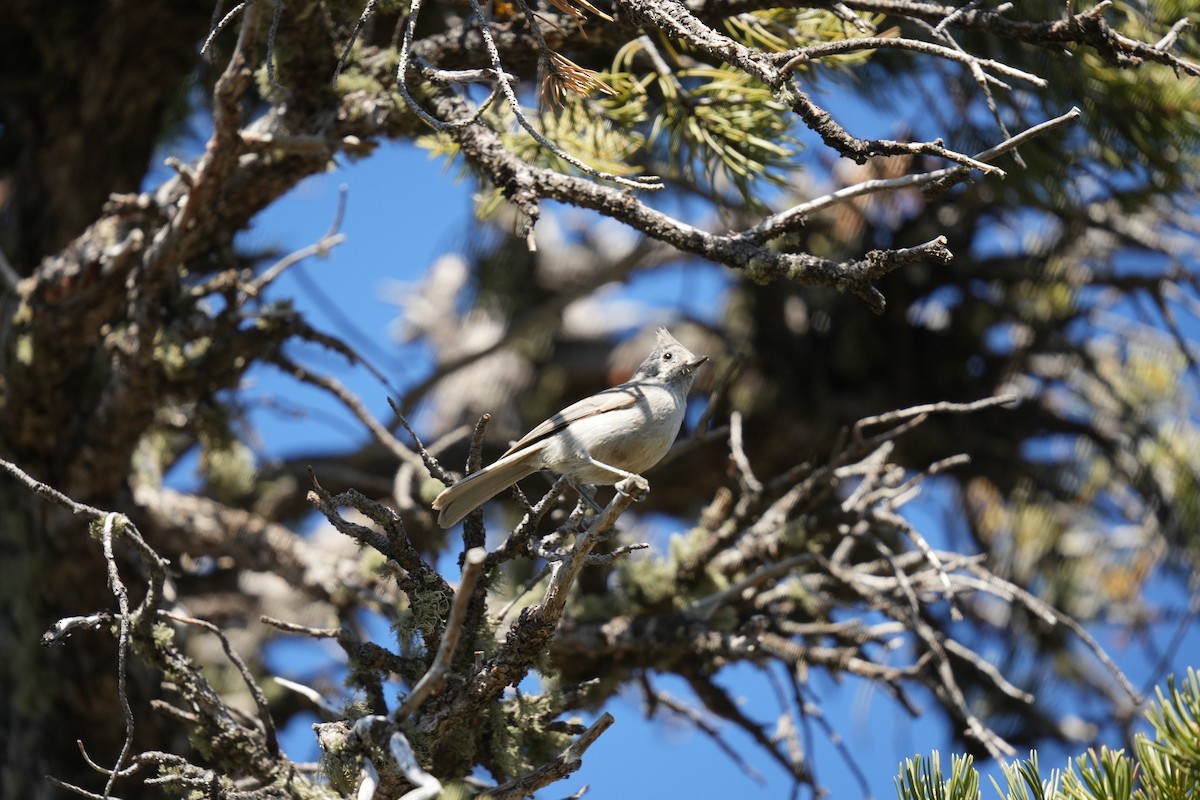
[896,753,983,800]
[606,36,798,202]
[655,63,795,198]
[896,668,1200,800]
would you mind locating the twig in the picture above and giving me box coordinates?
[854,393,1020,443]
[265,0,285,92]
[46,776,112,800]
[584,542,649,565]
[780,35,1045,87]
[245,188,349,298]
[824,545,1016,759]
[357,757,381,800]
[942,639,1033,703]
[875,507,963,621]
[637,34,686,94]
[393,547,487,720]
[486,476,570,569]
[616,0,1006,173]
[272,354,422,468]
[1,457,108,519]
[460,413,492,545]
[41,613,116,645]
[535,477,643,623]
[467,478,645,711]
[395,0,505,132]
[334,0,380,86]
[491,563,552,625]
[307,471,445,591]
[423,84,950,311]
[101,514,135,799]
[273,677,344,717]
[237,131,363,153]
[690,553,815,622]
[388,397,455,484]
[1153,17,1191,51]
[793,682,873,798]
[918,18,1020,161]
[744,109,1081,244]
[158,610,280,756]
[467,413,490,475]
[962,562,1142,705]
[686,671,806,782]
[248,233,347,298]
[7,462,169,797]
[201,0,258,56]
[390,731,443,800]
[260,615,341,637]
[640,679,765,784]
[75,740,140,780]
[729,411,763,494]
[488,713,615,800]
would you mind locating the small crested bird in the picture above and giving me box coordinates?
[432,328,707,528]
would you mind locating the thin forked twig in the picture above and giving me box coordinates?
[246,186,349,298]
[159,610,280,755]
[744,110,1080,243]
[854,392,1020,443]
[271,354,422,469]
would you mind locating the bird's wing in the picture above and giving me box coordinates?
[500,384,640,458]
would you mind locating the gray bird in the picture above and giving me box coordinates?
[432,328,707,528]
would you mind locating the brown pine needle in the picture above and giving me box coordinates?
[545,0,614,22]
[542,52,617,108]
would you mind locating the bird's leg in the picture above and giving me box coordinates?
[584,457,638,483]
[567,479,606,514]
[585,458,649,501]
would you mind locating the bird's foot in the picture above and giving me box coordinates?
[614,474,649,502]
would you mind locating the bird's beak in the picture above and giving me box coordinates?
[687,355,709,370]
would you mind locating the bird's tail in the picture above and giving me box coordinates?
[433,454,541,528]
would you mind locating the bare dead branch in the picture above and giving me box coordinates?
[488,712,615,800]
[779,34,1047,87]
[854,393,1021,443]
[744,110,1081,244]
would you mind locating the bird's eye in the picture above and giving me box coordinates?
[662,352,673,361]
